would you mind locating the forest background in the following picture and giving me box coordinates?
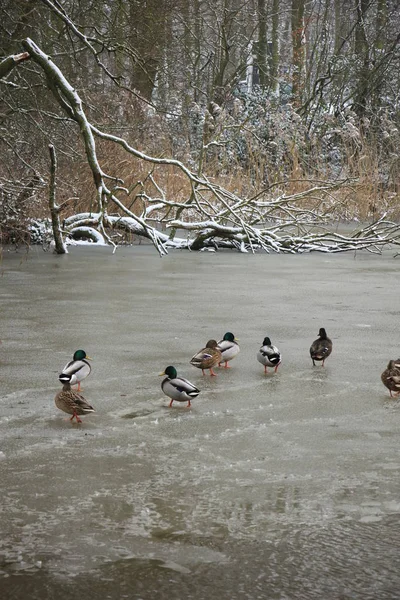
[0,0,399,253]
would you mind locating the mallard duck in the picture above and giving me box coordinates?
[381,360,400,397]
[257,336,282,374]
[55,383,95,423]
[160,366,200,407]
[217,332,240,368]
[310,328,332,366]
[59,349,92,391]
[190,339,222,376]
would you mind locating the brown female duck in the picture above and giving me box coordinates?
[55,382,95,423]
[190,339,222,376]
[381,360,400,397]
[310,328,332,366]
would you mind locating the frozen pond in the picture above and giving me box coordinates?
[1,245,400,599]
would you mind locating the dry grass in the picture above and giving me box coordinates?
[2,109,398,240]
[47,145,400,228]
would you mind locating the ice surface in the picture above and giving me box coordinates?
[1,246,400,599]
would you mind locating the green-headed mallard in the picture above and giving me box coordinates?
[381,359,400,397]
[257,336,282,374]
[55,382,95,423]
[310,328,332,366]
[59,349,92,391]
[160,366,200,407]
[217,332,240,368]
[190,339,222,376]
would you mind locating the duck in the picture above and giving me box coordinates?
[59,349,92,391]
[381,360,400,397]
[217,332,240,368]
[310,328,332,366]
[55,382,95,423]
[190,339,222,376]
[160,366,200,407]
[257,336,282,374]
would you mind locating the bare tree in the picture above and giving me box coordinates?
[2,38,400,257]
[291,0,306,104]
[1,0,399,254]
[256,0,269,87]
[48,144,66,254]
[270,0,280,97]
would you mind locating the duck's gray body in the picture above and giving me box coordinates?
[161,367,200,407]
[59,357,91,385]
[257,337,281,372]
[217,333,240,365]
[162,376,200,404]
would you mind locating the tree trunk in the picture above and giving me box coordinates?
[257,0,268,87]
[48,144,66,254]
[291,0,305,105]
[354,0,370,116]
[211,0,232,104]
[375,0,388,51]
[127,0,166,100]
[270,0,280,96]
[334,0,342,53]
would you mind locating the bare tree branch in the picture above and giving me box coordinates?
[0,52,30,79]
[6,39,400,257]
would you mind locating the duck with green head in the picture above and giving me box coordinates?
[59,349,92,391]
[55,382,95,423]
[160,366,200,407]
[190,339,221,376]
[257,336,281,374]
[217,332,240,368]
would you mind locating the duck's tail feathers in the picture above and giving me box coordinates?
[59,373,72,383]
[190,358,203,366]
[269,354,281,365]
[311,349,328,359]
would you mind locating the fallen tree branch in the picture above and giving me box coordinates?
[6,39,400,256]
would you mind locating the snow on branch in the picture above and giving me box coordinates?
[16,39,400,255]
